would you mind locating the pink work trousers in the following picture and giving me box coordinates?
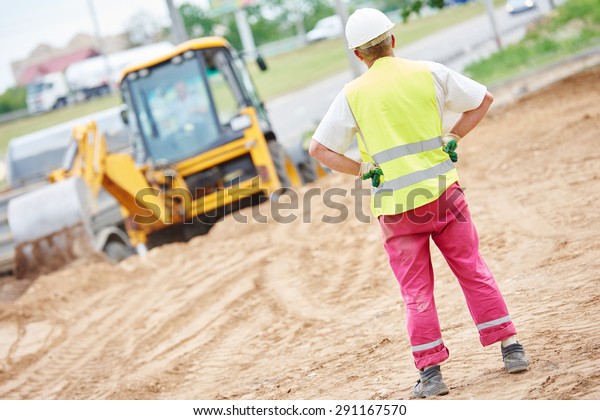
[378,182,517,369]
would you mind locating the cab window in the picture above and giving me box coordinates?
[202,48,248,134]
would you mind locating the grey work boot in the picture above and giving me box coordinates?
[412,365,449,398]
[501,342,529,373]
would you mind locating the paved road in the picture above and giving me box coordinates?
[267,1,564,148]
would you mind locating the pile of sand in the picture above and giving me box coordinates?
[0,66,598,400]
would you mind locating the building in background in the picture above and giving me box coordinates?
[11,33,129,87]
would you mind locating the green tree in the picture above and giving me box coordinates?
[0,86,26,115]
[178,0,449,52]
[178,1,335,51]
[125,10,164,47]
[179,3,219,38]
[180,0,449,52]
[265,0,335,33]
[246,6,294,45]
[374,0,447,21]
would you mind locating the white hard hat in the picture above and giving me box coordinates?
[345,8,395,50]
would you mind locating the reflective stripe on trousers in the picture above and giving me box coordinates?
[477,316,512,331]
[411,338,443,353]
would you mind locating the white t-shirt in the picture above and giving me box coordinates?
[313,60,487,154]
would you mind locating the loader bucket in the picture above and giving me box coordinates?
[8,178,97,279]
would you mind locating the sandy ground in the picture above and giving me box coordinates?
[0,66,599,400]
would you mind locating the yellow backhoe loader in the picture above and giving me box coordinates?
[8,37,325,279]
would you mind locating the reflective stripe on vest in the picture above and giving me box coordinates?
[344,57,459,217]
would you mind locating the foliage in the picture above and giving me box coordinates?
[0,86,26,115]
[375,0,447,21]
[179,3,219,39]
[465,0,600,84]
[178,0,453,50]
[269,0,336,33]
[179,1,335,51]
[125,11,164,47]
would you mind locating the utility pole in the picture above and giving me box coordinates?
[333,0,363,78]
[234,7,257,59]
[483,0,503,51]
[86,0,113,93]
[166,0,188,44]
[291,0,306,45]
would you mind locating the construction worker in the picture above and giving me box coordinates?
[309,8,529,398]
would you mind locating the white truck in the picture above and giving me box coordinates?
[64,55,112,100]
[25,43,175,113]
[66,42,174,100]
[26,72,70,114]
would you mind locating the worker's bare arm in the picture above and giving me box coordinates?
[449,91,494,140]
[309,139,361,176]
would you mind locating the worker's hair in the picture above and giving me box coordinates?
[356,33,393,60]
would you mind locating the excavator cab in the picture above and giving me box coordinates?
[120,39,271,166]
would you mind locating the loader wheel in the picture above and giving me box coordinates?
[268,141,302,189]
[299,157,330,184]
[53,98,67,109]
[298,137,329,184]
[104,241,134,263]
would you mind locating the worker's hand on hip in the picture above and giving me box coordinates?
[359,161,383,188]
[442,133,461,163]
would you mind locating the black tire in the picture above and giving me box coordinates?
[104,241,134,263]
[53,98,67,109]
[267,141,293,188]
[298,160,319,184]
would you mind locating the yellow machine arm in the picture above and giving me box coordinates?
[47,122,170,248]
[48,122,106,195]
[8,121,171,279]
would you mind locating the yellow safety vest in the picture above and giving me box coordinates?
[345,57,459,217]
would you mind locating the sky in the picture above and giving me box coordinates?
[0,0,212,94]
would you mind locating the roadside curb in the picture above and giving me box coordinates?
[488,45,600,108]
